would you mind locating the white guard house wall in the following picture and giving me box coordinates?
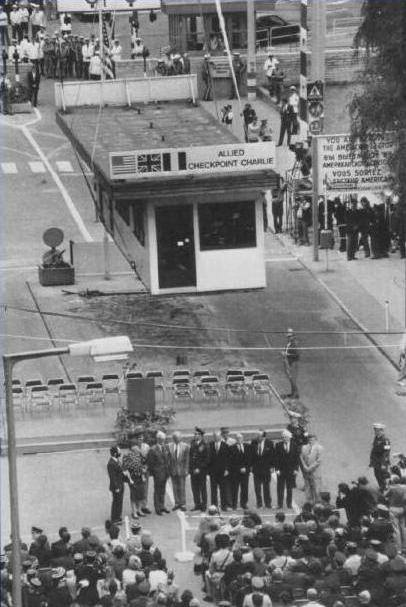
[147,195,266,295]
[98,188,151,290]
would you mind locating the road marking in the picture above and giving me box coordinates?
[1,162,17,174]
[56,160,74,173]
[265,256,298,262]
[2,146,37,159]
[29,161,46,173]
[21,119,93,242]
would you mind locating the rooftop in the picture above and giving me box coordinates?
[57,101,238,181]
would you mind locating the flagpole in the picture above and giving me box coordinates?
[98,0,104,83]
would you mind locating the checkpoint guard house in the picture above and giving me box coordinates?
[56,78,277,295]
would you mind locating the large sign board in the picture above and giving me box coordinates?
[317,132,395,192]
[56,0,161,12]
[109,142,276,180]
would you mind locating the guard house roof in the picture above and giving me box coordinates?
[57,101,277,197]
[162,0,276,14]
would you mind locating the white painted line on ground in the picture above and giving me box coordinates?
[2,146,37,159]
[265,256,298,263]
[29,161,46,174]
[1,162,18,174]
[56,160,74,173]
[21,120,93,242]
[0,265,37,272]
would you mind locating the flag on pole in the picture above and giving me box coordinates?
[101,12,114,80]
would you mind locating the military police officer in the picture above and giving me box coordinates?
[369,423,391,491]
[189,427,209,512]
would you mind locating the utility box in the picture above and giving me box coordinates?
[319,229,334,249]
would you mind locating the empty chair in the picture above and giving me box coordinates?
[85,382,105,409]
[102,373,121,404]
[200,376,221,400]
[172,378,193,400]
[47,378,65,403]
[226,369,244,378]
[25,379,43,396]
[252,373,272,399]
[12,378,23,389]
[126,371,144,379]
[29,385,52,414]
[193,370,210,378]
[12,387,25,416]
[77,375,96,396]
[225,374,247,400]
[172,369,191,378]
[146,370,164,379]
[58,384,79,411]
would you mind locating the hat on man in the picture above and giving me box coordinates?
[288,410,301,418]
[73,553,83,563]
[51,567,66,580]
[289,86,297,91]
[358,590,371,605]
[377,504,389,514]
[251,576,264,589]
[195,426,204,435]
[281,429,292,440]
[31,526,43,535]
[373,423,385,430]
[29,577,42,588]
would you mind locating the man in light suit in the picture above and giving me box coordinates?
[147,431,170,515]
[168,431,190,511]
[299,434,323,505]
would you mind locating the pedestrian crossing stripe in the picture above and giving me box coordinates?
[29,161,46,173]
[1,162,17,174]
[56,160,74,173]
[0,161,77,174]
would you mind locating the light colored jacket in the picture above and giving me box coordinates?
[168,441,190,477]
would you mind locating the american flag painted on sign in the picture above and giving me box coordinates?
[111,154,137,176]
[102,13,114,80]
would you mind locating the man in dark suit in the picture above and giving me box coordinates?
[229,432,251,510]
[208,430,231,511]
[189,427,209,511]
[147,431,170,515]
[107,446,125,524]
[251,430,274,509]
[27,61,40,107]
[274,429,300,509]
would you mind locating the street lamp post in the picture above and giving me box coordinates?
[4,336,133,607]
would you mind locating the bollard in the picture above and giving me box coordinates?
[385,300,390,333]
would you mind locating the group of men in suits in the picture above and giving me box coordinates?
[107,421,308,524]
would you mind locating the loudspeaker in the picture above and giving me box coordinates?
[127,378,155,414]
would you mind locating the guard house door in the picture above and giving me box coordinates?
[156,205,196,289]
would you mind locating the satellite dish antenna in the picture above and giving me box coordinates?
[43,227,64,249]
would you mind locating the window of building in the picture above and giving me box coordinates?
[132,202,145,246]
[115,200,131,226]
[198,201,256,251]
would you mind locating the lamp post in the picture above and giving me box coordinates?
[4,336,133,607]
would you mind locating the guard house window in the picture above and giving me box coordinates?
[116,200,131,226]
[198,201,256,251]
[132,202,145,246]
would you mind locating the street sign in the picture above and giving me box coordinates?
[307,80,324,134]
[56,0,161,12]
[316,132,395,192]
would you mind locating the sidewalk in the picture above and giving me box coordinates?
[202,94,405,369]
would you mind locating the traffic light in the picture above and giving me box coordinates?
[149,9,157,22]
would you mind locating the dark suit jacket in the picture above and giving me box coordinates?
[107,457,124,492]
[27,69,40,91]
[274,440,300,475]
[250,438,274,475]
[147,444,170,480]
[208,440,230,477]
[229,442,252,475]
[189,439,209,473]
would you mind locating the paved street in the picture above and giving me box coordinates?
[1,6,406,604]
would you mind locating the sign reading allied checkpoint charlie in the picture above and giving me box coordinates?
[109,142,276,180]
[317,132,395,192]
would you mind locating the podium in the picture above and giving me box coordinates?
[127,378,155,414]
